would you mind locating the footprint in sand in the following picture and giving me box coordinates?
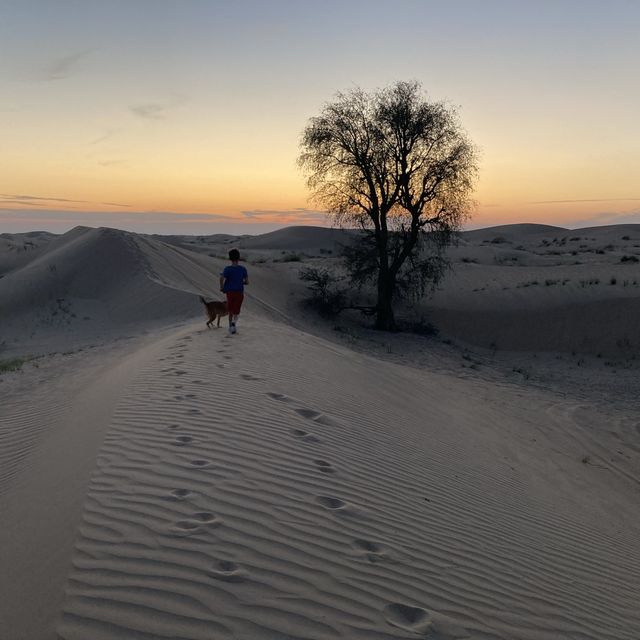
[383,603,432,635]
[174,435,194,446]
[172,512,221,535]
[173,395,184,401]
[291,429,321,443]
[223,355,232,360]
[266,392,293,402]
[186,408,201,415]
[240,373,262,381]
[167,424,181,430]
[175,370,188,376]
[191,379,205,384]
[184,393,196,398]
[313,459,335,473]
[174,385,184,389]
[295,407,339,427]
[315,496,347,510]
[216,364,225,369]
[209,560,247,582]
[189,459,213,469]
[352,539,385,563]
[295,408,322,420]
[169,488,193,500]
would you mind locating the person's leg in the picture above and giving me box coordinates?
[226,293,243,334]
[231,294,243,333]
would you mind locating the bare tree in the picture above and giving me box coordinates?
[299,81,478,331]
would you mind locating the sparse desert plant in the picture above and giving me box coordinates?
[279,253,303,262]
[408,318,439,336]
[545,279,559,286]
[0,357,27,372]
[299,266,347,316]
[610,277,617,285]
[620,255,639,263]
[622,235,631,240]
[490,236,507,244]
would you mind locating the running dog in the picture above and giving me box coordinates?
[199,296,228,328]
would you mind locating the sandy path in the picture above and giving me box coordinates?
[52,317,640,640]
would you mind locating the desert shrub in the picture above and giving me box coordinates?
[620,255,639,263]
[299,266,347,316]
[622,235,631,240]
[610,277,617,285]
[408,318,439,336]
[280,253,303,262]
[490,236,507,244]
[0,358,26,372]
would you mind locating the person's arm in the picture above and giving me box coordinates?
[243,267,249,285]
[219,274,225,292]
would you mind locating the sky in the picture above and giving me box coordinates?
[1,0,639,235]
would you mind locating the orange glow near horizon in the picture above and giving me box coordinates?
[1,2,639,234]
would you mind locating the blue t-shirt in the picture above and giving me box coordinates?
[221,264,248,292]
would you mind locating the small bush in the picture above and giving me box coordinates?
[408,319,439,336]
[299,266,346,316]
[281,253,303,262]
[0,357,26,372]
[620,255,639,263]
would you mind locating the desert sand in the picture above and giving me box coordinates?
[1,224,639,640]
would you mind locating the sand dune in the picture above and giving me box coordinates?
[57,318,640,640]
[0,226,226,354]
[1,223,640,640]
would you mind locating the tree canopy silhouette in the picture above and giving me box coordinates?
[299,81,478,331]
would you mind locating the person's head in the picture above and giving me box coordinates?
[228,248,240,262]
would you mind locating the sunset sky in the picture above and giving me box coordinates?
[1,0,639,234]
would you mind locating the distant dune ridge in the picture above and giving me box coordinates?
[1,223,640,639]
[2,222,639,356]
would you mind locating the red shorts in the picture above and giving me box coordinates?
[225,291,244,315]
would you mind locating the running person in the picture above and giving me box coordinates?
[219,249,248,334]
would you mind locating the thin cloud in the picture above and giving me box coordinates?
[89,129,120,145]
[129,94,187,120]
[530,198,640,205]
[242,208,327,222]
[0,208,323,235]
[130,103,167,120]
[562,209,640,228]
[42,50,92,81]
[0,194,131,209]
[0,193,90,205]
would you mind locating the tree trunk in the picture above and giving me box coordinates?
[375,271,397,331]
